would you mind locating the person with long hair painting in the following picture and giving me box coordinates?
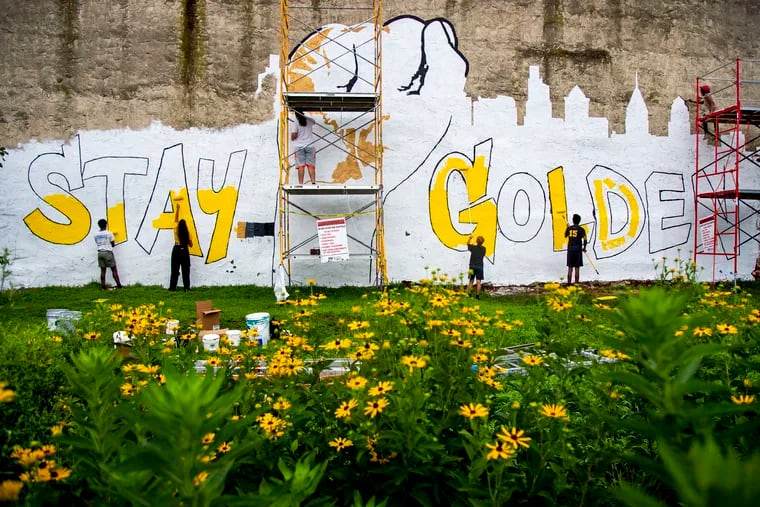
[169,199,193,291]
[291,109,317,184]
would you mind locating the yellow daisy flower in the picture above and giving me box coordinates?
[368,381,394,397]
[458,403,489,419]
[363,398,390,418]
[540,403,568,419]
[731,394,755,405]
[497,426,531,449]
[485,440,514,461]
[328,437,353,451]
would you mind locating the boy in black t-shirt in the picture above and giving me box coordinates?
[467,235,486,299]
[564,214,587,284]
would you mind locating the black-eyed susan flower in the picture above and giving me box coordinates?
[472,353,489,363]
[430,296,448,308]
[692,327,713,337]
[120,383,136,397]
[716,324,738,335]
[485,440,514,461]
[273,398,291,411]
[321,338,352,350]
[334,399,359,419]
[540,403,568,419]
[400,355,427,372]
[217,441,232,453]
[450,337,473,348]
[201,433,215,445]
[328,437,353,451]
[497,426,531,449]
[345,375,368,390]
[364,398,389,418]
[368,381,393,397]
[458,403,488,419]
[522,355,544,366]
[731,394,755,405]
[83,331,101,341]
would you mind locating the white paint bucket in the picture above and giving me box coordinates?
[202,334,220,352]
[245,313,270,346]
[165,319,180,335]
[113,331,131,345]
[46,309,67,331]
[226,330,241,347]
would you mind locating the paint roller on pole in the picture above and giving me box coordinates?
[584,250,600,275]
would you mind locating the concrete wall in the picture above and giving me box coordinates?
[1,0,759,144]
[1,5,759,288]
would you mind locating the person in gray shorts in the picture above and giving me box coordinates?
[291,110,317,184]
[94,219,123,290]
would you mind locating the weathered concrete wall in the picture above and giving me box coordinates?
[1,0,759,146]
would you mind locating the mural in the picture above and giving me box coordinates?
[1,15,758,288]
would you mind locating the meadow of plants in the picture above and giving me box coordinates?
[1,270,759,506]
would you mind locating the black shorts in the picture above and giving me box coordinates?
[469,265,484,281]
[567,249,583,268]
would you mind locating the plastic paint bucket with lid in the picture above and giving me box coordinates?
[113,331,131,345]
[245,313,270,346]
[226,330,241,347]
[202,334,220,352]
[165,319,180,335]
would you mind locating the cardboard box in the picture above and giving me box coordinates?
[195,301,222,330]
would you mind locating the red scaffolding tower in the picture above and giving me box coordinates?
[693,58,760,280]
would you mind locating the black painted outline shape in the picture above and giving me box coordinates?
[496,172,547,244]
[644,171,691,254]
[389,15,469,96]
[23,135,90,243]
[82,155,150,244]
[586,164,646,260]
[195,150,247,264]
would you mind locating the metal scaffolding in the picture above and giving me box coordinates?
[693,58,760,280]
[278,0,385,286]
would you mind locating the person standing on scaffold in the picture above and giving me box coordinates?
[291,110,317,184]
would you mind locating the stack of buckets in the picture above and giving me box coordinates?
[245,312,270,346]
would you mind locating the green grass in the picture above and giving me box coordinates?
[0,282,547,333]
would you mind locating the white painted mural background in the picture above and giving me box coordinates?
[1,16,758,288]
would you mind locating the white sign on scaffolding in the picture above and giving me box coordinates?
[317,218,349,263]
[699,217,715,253]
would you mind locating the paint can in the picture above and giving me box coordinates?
[113,331,131,345]
[202,334,220,352]
[226,330,241,347]
[245,313,270,346]
[46,309,67,331]
[165,319,180,335]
